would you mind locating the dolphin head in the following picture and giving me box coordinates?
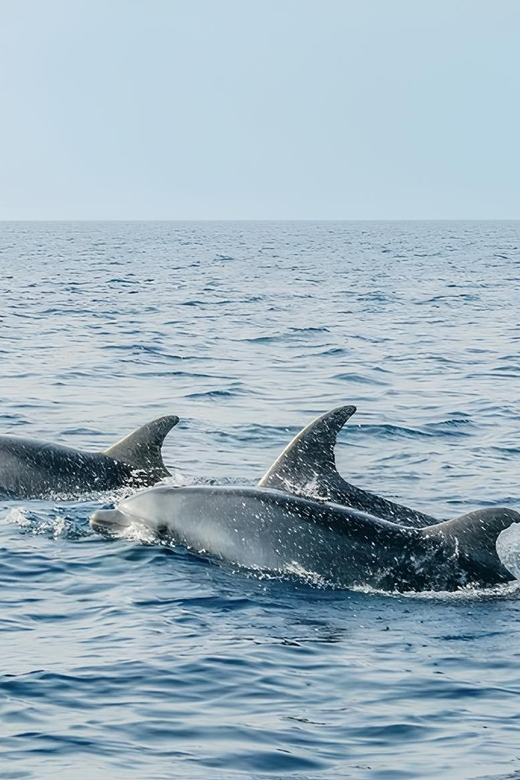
[89,507,134,536]
[89,485,180,538]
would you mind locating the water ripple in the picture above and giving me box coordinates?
[1,221,520,779]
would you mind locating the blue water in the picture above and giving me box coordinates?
[1,221,520,779]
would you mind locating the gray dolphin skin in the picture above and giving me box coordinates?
[259,405,439,528]
[0,415,179,499]
[90,484,520,591]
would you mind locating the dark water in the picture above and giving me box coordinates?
[1,221,520,779]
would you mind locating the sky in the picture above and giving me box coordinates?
[0,0,519,220]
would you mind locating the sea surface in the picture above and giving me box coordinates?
[1,220,519,780]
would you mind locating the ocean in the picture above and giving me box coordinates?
[1,220,519,779]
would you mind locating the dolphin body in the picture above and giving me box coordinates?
[0,416,179,499]
[259,405,440,528]
[90,484,519,591]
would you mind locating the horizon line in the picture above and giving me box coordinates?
[0,217,519,223]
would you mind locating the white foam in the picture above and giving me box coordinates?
[5,507,31,528]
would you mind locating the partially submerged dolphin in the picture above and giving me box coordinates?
[0,415,179,499]
[259,405,439,527]
[90,484,520,591]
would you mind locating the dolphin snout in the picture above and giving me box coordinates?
[90,508,131,535]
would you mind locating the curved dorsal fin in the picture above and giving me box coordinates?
[102,415,179,476]
[258,405,438,528]
[258,405,357,493]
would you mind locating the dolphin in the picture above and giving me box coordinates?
[0,415,179,499]
[89,484,519,591]
[258,405,439,527]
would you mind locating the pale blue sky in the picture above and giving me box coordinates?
[0,0,519,219]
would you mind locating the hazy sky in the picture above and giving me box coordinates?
[1,0,519,219]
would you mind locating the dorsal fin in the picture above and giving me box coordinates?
[258,404,438,527]
[422,507,520,582]
[258,405,357,493]
[102,415,179,476]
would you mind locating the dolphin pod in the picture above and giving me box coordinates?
[3,405,518,590]
[0,416,179,499]
[88,404,520,592]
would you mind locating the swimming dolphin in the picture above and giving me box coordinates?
[89,484,519,591]
[0,415,179,499]
[259,405,439,527]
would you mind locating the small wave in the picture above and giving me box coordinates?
[137,369,217,379]
[319,347,349,356]
[0,413,27,423]
[185,388,244,400]
[213,423,297,446]
[419,293,481,304]
[100,343,187,361]
[179,299,228,307]
[423,418,474,436]
[356,291,389,302]
[59,427,105,437]
[488,445,520,455]
[289,326,330,333]
[238,334,285,344]
[333,372,389,386]
[358,423,432,439]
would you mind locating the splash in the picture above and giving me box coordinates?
[496,522,520,579]
[5,506,91,540]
